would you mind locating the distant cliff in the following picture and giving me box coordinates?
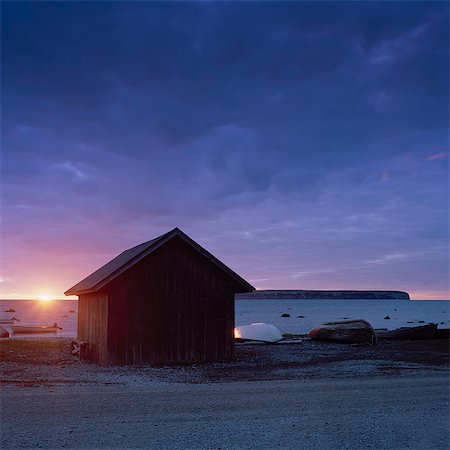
[236,290,410,300]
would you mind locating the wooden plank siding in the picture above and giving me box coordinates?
[77,292,109,365]
[87,236,241,365]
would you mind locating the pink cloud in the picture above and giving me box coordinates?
[381,171,389,182]
[426,152,448,161]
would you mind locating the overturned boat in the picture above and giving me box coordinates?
[12,323,61,334]
[376,323,437,340]
[309,319,377,345]
[235,323,283,343]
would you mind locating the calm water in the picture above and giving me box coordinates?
[235,299,450,334]
[0,299,78,338]
[0,298,449,338]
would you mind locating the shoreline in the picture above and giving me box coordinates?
[2,298,448,339]
[1,336,448,387]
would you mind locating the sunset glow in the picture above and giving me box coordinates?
[39,295,52,302]
[1,2,448,301]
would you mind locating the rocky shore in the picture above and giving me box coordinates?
[0,336,447,387]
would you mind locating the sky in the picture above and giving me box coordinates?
[1,1,449,300]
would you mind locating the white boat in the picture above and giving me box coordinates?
[235,323,282,343]
[12,324,60,334]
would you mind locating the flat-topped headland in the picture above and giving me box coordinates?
[236,290,410,300]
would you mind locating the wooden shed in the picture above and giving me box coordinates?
[65,227,254,366]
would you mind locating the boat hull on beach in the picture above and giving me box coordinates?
[376,324,437,340]
[309,319,377,345]
[11,325,59,334]
[235,323,283,343]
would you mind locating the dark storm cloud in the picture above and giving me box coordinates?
[1,1,448,297]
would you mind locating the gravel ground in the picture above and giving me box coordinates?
[1,376,449,449]
[0,338,448,449]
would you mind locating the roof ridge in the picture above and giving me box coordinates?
[65,227,254,296]
[122,228,174,253]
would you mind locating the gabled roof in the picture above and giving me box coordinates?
[65,227,254,296]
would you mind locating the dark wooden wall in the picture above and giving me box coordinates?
[97,236,242,365]
[77,292,108,365]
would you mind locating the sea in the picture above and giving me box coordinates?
[0,298,449,338]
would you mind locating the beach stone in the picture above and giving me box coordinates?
[297,315,305,318]
[281,313,291,318]
[407,321,414,323]
[384,316,391,320]
[418,320,425,323]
